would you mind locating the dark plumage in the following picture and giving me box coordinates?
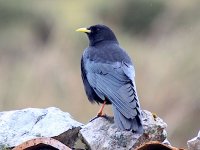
[77,24,143,133]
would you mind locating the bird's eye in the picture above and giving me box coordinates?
[90,26,100,33]
[95,28,100,32]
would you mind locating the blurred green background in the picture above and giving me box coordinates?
[0,0,199,148]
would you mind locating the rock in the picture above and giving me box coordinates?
[135,141,182,150]
[0,107,83,149]
[12,137,72,150]
[162,138,172,146]
[0,107,169,150]
[80,110,167,150]
[187,130,200,150]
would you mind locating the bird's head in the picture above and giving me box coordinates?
[76,24,118,46]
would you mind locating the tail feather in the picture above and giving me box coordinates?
[131,116,143,134]
[112,105,143,134]
[113,106,124,129]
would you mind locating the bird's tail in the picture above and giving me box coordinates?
[112,105,143,134]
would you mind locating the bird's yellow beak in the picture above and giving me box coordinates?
[76,28,91,33]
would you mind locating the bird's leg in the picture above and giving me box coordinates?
[97,100,106,117]
[89,101,107,122]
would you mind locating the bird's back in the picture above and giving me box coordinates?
[83,41,132,64]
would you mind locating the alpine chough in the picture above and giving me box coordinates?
[76,24,143,133]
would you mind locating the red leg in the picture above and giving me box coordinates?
[97,101,106,117]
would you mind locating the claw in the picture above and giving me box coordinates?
[89,116,99,122]
[89,114,107,122]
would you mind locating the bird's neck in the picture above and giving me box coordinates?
[89,39,119,46]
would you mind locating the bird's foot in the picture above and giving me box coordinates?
[97,111,106,117]
[90,100,107,122]
[89,114,108,122]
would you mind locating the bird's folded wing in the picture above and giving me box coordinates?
[85,61,140,119]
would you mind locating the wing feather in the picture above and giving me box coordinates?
[85,60,141,119]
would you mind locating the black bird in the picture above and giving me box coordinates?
[76,24,143,133]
